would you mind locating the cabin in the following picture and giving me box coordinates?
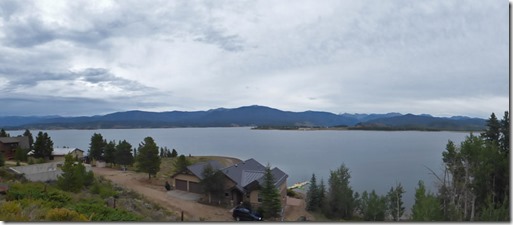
[0,136,30,160]
[171,158,288,208]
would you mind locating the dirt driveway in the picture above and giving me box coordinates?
[92,167,233,221]
[92,167,311,221]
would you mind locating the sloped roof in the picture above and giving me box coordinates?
[186,160,224,180]
[221,158,288,192]
[0,136,30,149]
[28,147,83,156]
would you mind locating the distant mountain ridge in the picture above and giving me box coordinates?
[0,105,486,131]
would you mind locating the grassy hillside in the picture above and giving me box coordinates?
[0,168,177,222]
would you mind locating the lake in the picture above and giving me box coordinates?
[9,127,471,215]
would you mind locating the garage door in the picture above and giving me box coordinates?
[175,179,187,191]
[189,182,202,194]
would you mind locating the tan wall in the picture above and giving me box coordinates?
[279,180,288,206]
[249,190,260,204]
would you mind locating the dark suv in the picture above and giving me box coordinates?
[232,207,263,221]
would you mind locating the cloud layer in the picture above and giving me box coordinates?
[0,0,508,117]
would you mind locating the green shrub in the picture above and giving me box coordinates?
[70,202,141,221]
[7,182,71,207]
[287,189,297,197]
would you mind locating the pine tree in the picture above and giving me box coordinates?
[306,173,320,211]
[200,163,225,203]
[42,132,53,159]
[57,154,94,192]
[173,155,191,172]
[136,137,161,179]
[23,129,33,149]
[115,140,134,170]
[88,133,105,161]
[260,164,282,219]
[104,140,116,166]
[0,129,9,137]
[171,149,178,158]
[33,131,53,159]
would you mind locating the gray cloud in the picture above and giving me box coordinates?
[0,0,508,118]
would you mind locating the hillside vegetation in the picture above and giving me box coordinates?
[0,168,177,222]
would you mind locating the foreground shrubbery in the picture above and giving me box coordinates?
[0,176,175,221]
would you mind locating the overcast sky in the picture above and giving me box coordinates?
[0,0,509,118]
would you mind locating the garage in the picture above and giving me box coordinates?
[175,179,188,191]
[188,181,202,194]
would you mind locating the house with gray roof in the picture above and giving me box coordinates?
[170,158,288,208]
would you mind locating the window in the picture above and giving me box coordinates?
[225,192,230,197]
[258,193,262,202]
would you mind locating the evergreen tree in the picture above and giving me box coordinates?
[481,112,500,144]
[115,140,134,169]
[326,164,355,220]
[88,133,106,161]
[42,132,53,159]
[57,154,94,192]
[171,149,178,158]
[200,163,225,203]
[14,147,27,163]
[23,129,33,149]
[411,180,442,221]
[0,129,9,137]
[260,164,282,219]
[318,178,326,210]
[33,131,53,159]
[173,154,191,172]
[103,140,116,166]
[306,173,320,211]
[387,182,405,221]
[136,137,161,179]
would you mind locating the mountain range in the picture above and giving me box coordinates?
[0,105,486,131]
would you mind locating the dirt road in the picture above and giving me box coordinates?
[92,167,232,221]
[92,167,311,221]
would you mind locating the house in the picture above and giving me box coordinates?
[50,147,85,161]
[28,147,84,161]
[0,136,30,160]
[171,158,288,208]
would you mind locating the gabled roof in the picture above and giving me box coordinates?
[0,136,30,149]
[186,160,224,180]
[221,158,288,192]
[171,158,289,193]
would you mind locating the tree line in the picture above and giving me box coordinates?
[88,133,181,179]
[305,111,509,221]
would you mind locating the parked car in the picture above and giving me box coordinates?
[232,207,263,221]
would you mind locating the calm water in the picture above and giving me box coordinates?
[9,127,471,215]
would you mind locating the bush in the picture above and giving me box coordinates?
[7,182,72,207]
[70,202,141,221]
[45,208,88,221]
[0,201,28,221]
